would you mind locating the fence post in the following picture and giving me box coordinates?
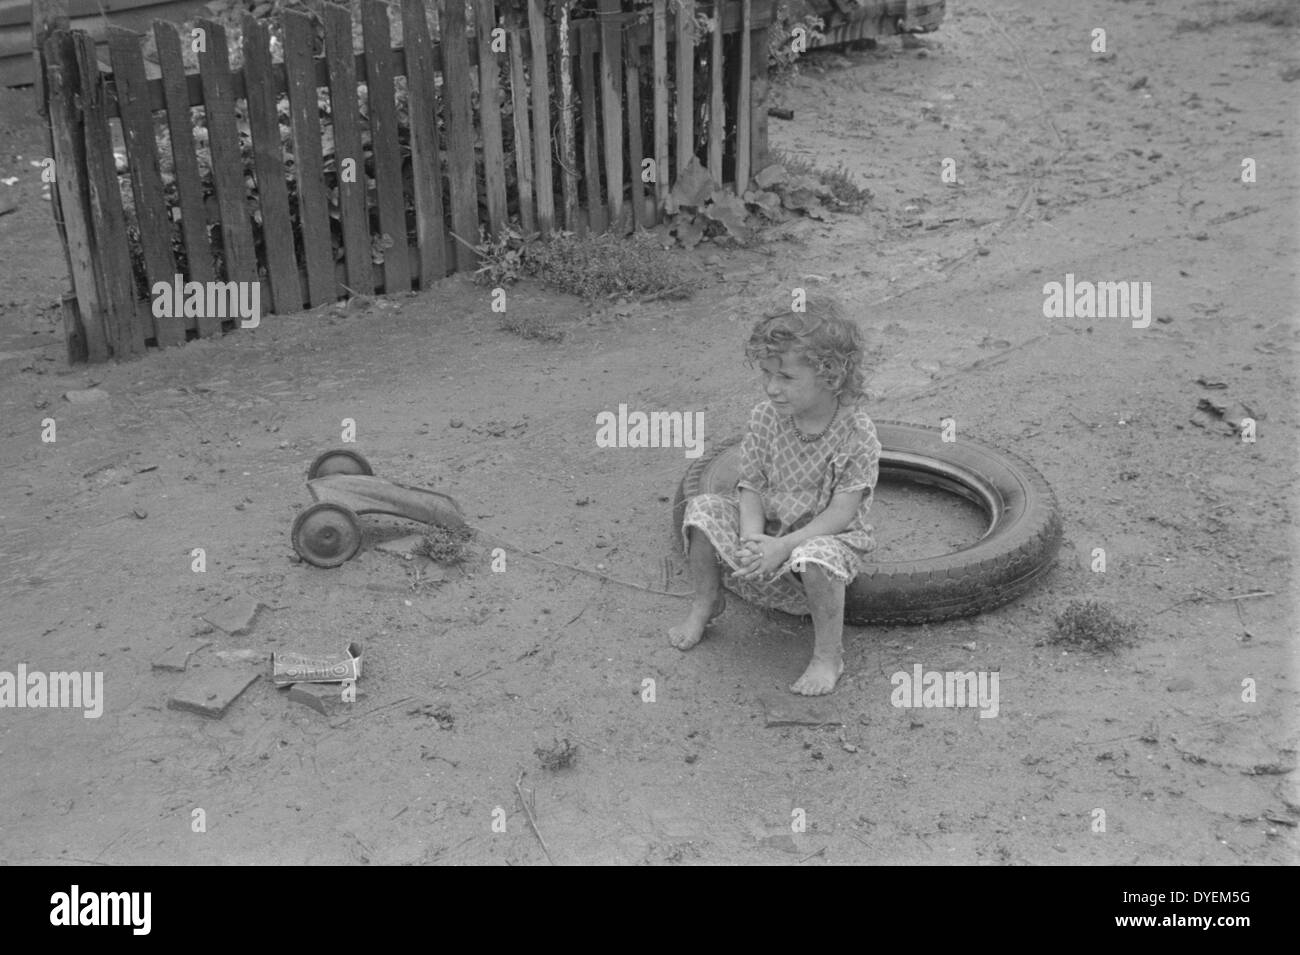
[526,0,554,233]
[31,0,67,118]
[43,30,100,363]
[33,0,81,360]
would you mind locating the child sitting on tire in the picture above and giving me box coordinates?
[669,292,881,695]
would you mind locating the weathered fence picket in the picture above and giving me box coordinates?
[440,0,480,271]
[152,20,212,298]
[399,0,447,289]
[526,0,555,235]
[506,2,535,235]
[284,9,337,307]
[361,0,409,294]
[474,0,508,239]
[577,18,603,234]
[107,26,178,346]
[241,14,301,315]
[323,1,375,296]
[75,30,142,354]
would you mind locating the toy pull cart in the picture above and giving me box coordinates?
[291,450,468,567]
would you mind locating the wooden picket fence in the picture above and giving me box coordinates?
[36,0,776,363]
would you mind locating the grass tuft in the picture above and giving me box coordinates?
[1051,599,1139,653]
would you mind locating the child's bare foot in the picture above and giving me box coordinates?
[791,655,844,695]
[668,593,727,651]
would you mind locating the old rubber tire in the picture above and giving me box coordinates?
[292,502,363,568]
[307,449,374,480]
[672,420,1062,626]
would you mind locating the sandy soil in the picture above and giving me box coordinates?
[0,0,1296,865]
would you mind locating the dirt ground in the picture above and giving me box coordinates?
[0,0,1296,865]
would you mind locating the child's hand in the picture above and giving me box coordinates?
[732,541,760,573]
[734,534,791,580]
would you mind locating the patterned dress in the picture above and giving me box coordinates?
[681,400,882,616]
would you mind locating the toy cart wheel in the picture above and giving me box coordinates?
[292,502,363,568]
[307,449,374,480]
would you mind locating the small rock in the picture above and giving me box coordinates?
[201,593,262,636]
[132,508,148,520]
[753,164,789,189]
[213,648,266,663]
[286,682,362,715]
[151,640,210,672]
[63,388,109,403]
[167,668,259,719]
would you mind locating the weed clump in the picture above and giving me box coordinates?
[473,226,696,301]
[1051,599,1139,653]
[499,313,565,342]
[417,523,476,564]
[535,737,578,771]
[767,148,873,213]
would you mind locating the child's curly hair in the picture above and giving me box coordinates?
[744,292,868,403]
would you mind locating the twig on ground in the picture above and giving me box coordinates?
[638,282,694,304]
[515,770,556,865]
[1214,591,1275,602]
[448,230,481,253]
[474,531,692,597]
[564,598,592,627]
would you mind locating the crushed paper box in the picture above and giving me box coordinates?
[272,642,363,687]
